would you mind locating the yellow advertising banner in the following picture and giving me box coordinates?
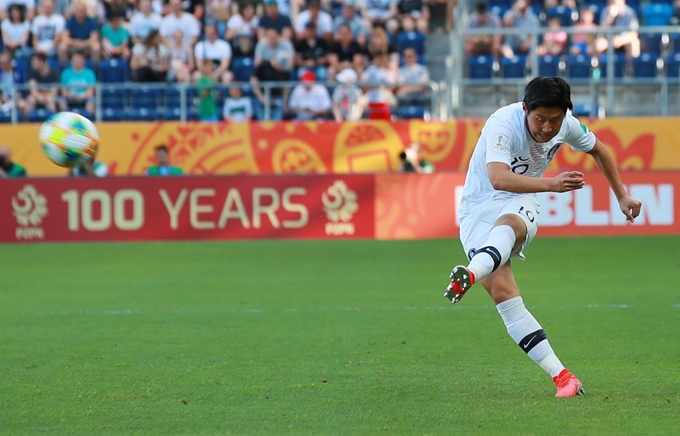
[3,118,679,176]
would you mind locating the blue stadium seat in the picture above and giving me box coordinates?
[165,87,181,107]
[664,53,680,77]
[639,33,664,56]
[599,54,626,78]
[99,59,129,83]
[566,54,592,79]
[633,53,658,77]
[232,57,255,82]
[101,107,125,121]
[468,55,494,79]
[538,55,561,76]
[27,108,55,123]
[70,108,93,120]
[546,6,576,26]
[0,111,13,123]
[642,3,673,26]
[501,55,526,78]
[128,107,158,121]
[162,107,182,120]
[583,2,606,24]
[101,86,127,109]
[130,87,161,110]
[396,105,426,119]
[48,57,62,72]
[670,32,680,53]
[13,58,29,81]
[396,31,427,57]
[572,103,598,117]
[488,5,509,18]
[487,0,512,7]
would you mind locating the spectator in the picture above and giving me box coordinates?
[2,4,32,60]
[225,2,259,42]
[79,0,106,21]
[258,0,292,40]
[59,1,100,65]
[400,143,433,173]
[360,50,396,107]
[223,86,253,122]
[194,23,233,83]
[146,144,183,175]
[465,2,502,58]
[333,0,368,45]
[362,0,398,29]
[103,0,132,19]
[167,29,193,82]
[101,10,131,60]
[25,52,59,115]
[31,0,66,58]
[502,0,540,58]
[0,0,36,20]
[0,51,24,115]
[69,159,108,176]
[398,0,429,34]
[396,47,428,103]
[0,146,27,178]
[294,21,329,80]
[366,26,398,71]
[160,0,200,47]
[206,0,231,32]
[328,23,365,80]
[196,59,219,122]
[130,29,169,82]
[59,51,95,114]
[570,7,597,56]
[332,67,364,121]
[537,16,568,56]
[250,27,294,120]
[294,0,332,41]
[595,0,640,59]
[129,0,161,46]
[287,70,331,120]
[396,15,425,57]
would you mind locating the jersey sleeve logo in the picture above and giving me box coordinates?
[491,132,509,152]
[579,121,589,134]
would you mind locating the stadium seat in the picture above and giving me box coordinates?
[639,33,664,56]
[583,2,606,24]
[128,107,158,121]
[99,59,129,83]
[487,0,512,7]
[599,54,626,78]
[633,53,658,77]
[669,32,680,53]
[165,87,181,107]
[546,6,576,26]
[488,5,509,18]
[572,103,598,117]
[48,57,62,72]
[70,108,93,120]
[642,3,673,26]
[538,55,561,76]
[664,53,680,77]
[27,108,55,123]
[101,107,125,121]
[566,54,592,79]
[501,55,526,78]
[396,104,427,119]
[232,57,255,82]
[130,87,161,110]
[0,111,13,123]
[468,55,494,79]
[396,31,427,57]
[101,86,127,109]
[162,107,182,120]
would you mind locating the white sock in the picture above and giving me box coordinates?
[467,225,516,281]
[496,296,565,378]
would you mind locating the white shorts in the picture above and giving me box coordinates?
[459,195,540,261]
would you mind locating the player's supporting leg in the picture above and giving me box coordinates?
[445,215,523,304]
[484,263,584,397]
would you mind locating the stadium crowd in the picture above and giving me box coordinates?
[0,0,438,122]
[465,0,680,80]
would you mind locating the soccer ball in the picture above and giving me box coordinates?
[39,111,99,168]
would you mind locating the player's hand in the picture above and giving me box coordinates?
[618,195,642,223]
[550,171,585,192]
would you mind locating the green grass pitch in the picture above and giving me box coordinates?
[1,236,679,435]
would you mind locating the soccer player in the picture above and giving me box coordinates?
[445,77,642,397]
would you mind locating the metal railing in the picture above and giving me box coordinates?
[448,2,680,118]
[2,79,442,124]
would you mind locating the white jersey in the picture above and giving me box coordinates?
[459,102,596,217]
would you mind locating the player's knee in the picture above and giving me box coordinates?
[495,214,528,242]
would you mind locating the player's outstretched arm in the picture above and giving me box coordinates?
[587,139,642,222]
[487,162,585,194]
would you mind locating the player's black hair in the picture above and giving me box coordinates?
[523,76,573,113]
[155,144,169,153]
[475,2,487,14]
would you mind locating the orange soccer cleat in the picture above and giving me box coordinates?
[553,369,585,397]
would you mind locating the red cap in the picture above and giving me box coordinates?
[301,70,316,84]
